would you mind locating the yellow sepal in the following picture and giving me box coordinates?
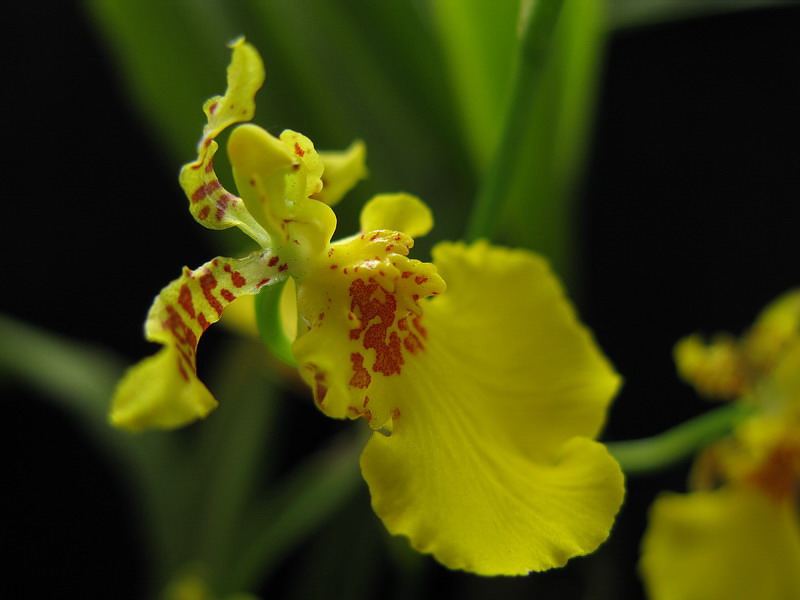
[359,193,434,239]
[111,250,287,431]
[315,140,368,206]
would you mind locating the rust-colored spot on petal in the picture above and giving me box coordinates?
[349,278,404,377]
[349,352,372,389]
[178,284,196,319]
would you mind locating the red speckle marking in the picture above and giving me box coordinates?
[401,271,413,279]
[330,264,338,270]
[363,396,370,407]
[314,371,328,405]
[197,312,210,331]
[370,233,380,241]
[349,278,403,376]
[197,206,211,220]
[318,313,325,320]
[256,278,271,287]
[249,178,255,186]
[391,408,401,420]
[294,142,305,157]
[178,284,196,319]
[397,317,408,331]
[278,263,288,272]
[328,248,335,257]
[215,193,234,220]
[404,333,424,354]
[268,256,280,267]
[199,272,224,316]
[208,101,218,115]
[343,268,349,275]
[220,289,236,303]
[176,359,190,382]
[349,353,372,388]
[192,180,221,203]
[205,160,215,173]
[385,245,394,253]
[415,276,428,285]
[163,305,198,378]
[412,315,427,339]
[224,264,247,288]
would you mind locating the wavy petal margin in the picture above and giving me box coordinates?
[360,241,624,574]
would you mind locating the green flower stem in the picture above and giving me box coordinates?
[466,0,565,242]
[254,279,297,367]
[607,403,751,475]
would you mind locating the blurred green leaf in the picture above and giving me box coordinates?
[188,338,282,588]
[430,0,521,172]
[223,431,363,593]
[499,0,605,283]
[465,0,603,285]
[0,313,124,422]
[85,0,241,159]
[608,0,786,31]
[0,313,183,590]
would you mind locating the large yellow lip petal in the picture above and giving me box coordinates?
[358,241,624,574]
[640,488,800,600]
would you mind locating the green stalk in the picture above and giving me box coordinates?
[607,403,751,475]
[466,0,565,242]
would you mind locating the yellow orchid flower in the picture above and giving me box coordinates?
[111,39,624,575]
[640,290,800,600]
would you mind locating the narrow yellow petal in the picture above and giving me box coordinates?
[641,488,800,600]
[315,140,368,207]
[178,40,270,244]
[179,139,270,245]
[353,241,622,573]
[110,250,287,431]
[359,193,434,239]
[198,38,265,154]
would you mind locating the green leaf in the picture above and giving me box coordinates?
[222,432,363,593]
[85,0,241,159]
[429,0,522,171]
[467,0,604,284]
[186,337,283,589]
[0,314,182,589]
[608,0,787,31]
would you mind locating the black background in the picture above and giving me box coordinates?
[6,2,799,598]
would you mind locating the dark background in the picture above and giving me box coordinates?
[6,2,799,598]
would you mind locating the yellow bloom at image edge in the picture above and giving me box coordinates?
[110,38,625,575]
[641,290,800,600]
